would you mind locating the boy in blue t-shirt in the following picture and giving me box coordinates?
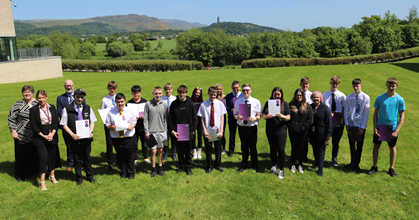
[368,77,405,177]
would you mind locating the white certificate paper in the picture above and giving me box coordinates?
[127,103,145,117]
[208,127,220,143]
[268,100,281,115]
[76,120,90,139]
[114,115,129,131]
[98,107,113,124]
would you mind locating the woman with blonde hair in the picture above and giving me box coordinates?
[215,83,227,154]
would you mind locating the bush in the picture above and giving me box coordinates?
[62,60,203,72]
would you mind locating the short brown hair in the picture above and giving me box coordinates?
[330,76,341,84]
[108,81,117,89]
[242,83,251,88]
[177,85,188,93]
[36,90,48,98]
[208,86,218,94]
[300,77,310,84]
[154,86,162,91]
[21,85,34,94]
[164,83,173,90]
[352,78,362,85]
[387,77,398,84]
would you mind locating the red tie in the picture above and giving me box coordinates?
[210,103,215,127]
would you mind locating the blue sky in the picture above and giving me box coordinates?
[10,0,418,32]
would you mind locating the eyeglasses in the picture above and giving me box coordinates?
[296,95,303,97]
[242,89,250,92]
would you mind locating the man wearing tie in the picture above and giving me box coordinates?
[101,81,118,171]
[56,79,85,171]
[323,76,346,167]
[60,89,97,185]
[225,81,243,157]
[234,84,262,173]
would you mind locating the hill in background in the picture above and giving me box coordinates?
[201,22,283,34]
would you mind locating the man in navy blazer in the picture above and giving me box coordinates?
[57,79,85,171]
[225,81,243,157]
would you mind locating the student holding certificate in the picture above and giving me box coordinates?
[288,89,312,174]
[262,87,290,179]
[168,85,198,175]
[106,93,137,179]
[368,77,405,177]
[127,85,149,165]
[60,89,97,185]
[30,90,61,190]
[198,87,227,173]
[234,84,262,173]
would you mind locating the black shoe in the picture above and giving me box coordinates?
[128,174,135,179]
[162,153,169,161]
[317,170,323,177]
[186,169,193,175]
[388,168,397,177]
[367,166,378,175]
[237,166,246,172]
[206,168,213,173]
[107,165,113,171]
[150,170,157,177]
[253,168,260,173]
[176,168,184,174]
[332,157,339,167]
[228,152,234,157]
[76,179,83,186]
[120,174,127,178]
[172,154,177,160]
[344,163,354,169]
[354,165,361,172]
[311,165,318,170]
[157,169,165,176]
[215,167,224,172]
[87,177,97,183]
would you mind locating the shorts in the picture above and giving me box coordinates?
[372,129,398,147]
[150,132,167,150]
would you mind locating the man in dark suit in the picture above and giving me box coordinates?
[225,81,243,157]
[56,79,85,171]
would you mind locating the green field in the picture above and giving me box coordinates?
[1,58,418,219]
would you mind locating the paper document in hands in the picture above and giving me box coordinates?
[114,115,129,131]
[98,107,113,124]
[268,100,281,115]
[76,120,90,139]
[208,126,220,142]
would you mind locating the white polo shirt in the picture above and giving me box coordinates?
[323,90,346,113]
[101,94,116,110]
[197,99,227,130]
[105,107,137,138]
[234,96,262,126]
[344,91,370,129]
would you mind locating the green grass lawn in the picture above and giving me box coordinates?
[1,58,418,219]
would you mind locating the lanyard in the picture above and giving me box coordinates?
[40,107,50,124]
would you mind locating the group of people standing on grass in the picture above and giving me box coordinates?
[8,76,405,190]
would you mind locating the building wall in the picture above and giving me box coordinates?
[0,0,16,37]
[0,57,63,84]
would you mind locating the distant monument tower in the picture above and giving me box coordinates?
[217,16,220,23]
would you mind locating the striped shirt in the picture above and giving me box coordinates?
[8,99,38,144]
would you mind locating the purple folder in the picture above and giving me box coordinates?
[378,124,393,142]
[332,112,343,127]
[233,98,239,107]
[348,127,362,142]
[177,124,190,141]
[239,104,251,119]
[194,103,201,115]
[221,99,226,107]
[139,112,144,118]
[145,133,158,148]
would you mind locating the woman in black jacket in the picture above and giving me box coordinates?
[30,90,61,190]
[309,91,333,177]
[288,88,312,174]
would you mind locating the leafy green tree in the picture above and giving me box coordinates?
[97,35,107,43]
[84,36,97,46]
[145,42,151,51]
[157,41,164,50]
[48,31,80,59]
[34,36,53,48]
[406,5,419,24]
[401,24,419,48]
[107,41,132,58]
[17,40,35,49]
[133,39,145,51]
[120,38,130,44]
[106,35,118,51]
[77,42,96,59]
[28,34,38,41]
[224,36,251,64]
[129,33,141,42]
[314,27,350,57]
[346,29,372,55]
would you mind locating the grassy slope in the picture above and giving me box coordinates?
[0,58,418,219]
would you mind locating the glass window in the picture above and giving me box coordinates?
[0,37,18,62]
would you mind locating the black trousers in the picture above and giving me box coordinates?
[164,130,177,155]
[112,137,135,176]
[332,126,344,158]
[313,142,326,176]
[36,125,61,174]
[228,115,239,153]
[14,140,38,180]
[347,131,366,166]
[174,132,193,170]
[238,126,258,168]
[133,129,148,160]
[266,130,287,170]
[71,139,93,180]
[104,125,114,166]
[289,129,308,166]
[221,115,226,150]
[302,137,311,162]
[193,119,203,150]
[62,130,74,167]
[204,139,222,169]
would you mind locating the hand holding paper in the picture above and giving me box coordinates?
[76,120,90,139]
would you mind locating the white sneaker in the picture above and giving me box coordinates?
[290,165,296,173]
[270,165,277,174]
[193,149,197,159]
[298,165,304,174]
[197,148,202,159]
[144,158,151,164]
[278,170,284,179]
[222,149,227,155]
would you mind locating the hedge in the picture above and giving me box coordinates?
[62,60,203,72]
[241,46,419,68]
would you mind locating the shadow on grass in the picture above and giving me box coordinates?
[391,63,419,73]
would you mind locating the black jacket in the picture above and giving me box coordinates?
[309,103,333,144]
[30,104,59,146]
[168,96,198,133]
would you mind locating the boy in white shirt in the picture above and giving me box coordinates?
[101,81,117,171]
[300,77,312,163]
[161,83,177,161]
[344,78,370,172]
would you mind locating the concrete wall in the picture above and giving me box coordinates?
[0,57,63,84]
[0,0,16,37]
